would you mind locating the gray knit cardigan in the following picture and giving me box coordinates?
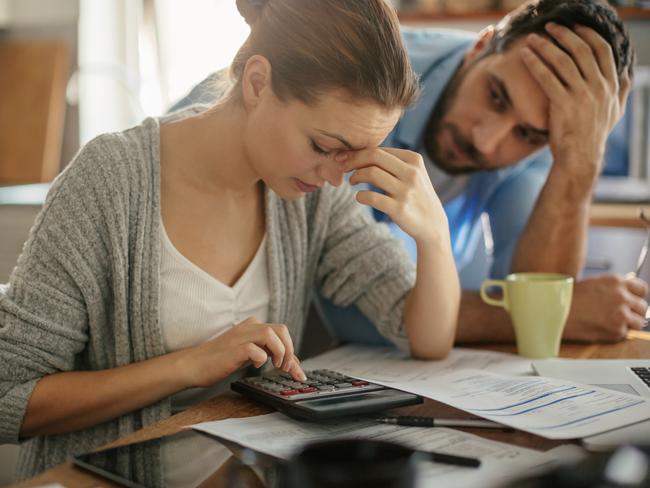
[0,114,415,486]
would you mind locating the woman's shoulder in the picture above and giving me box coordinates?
[38,119,161,228]
[55,118,160,194]
[77,118,159,176]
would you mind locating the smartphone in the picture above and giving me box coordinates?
[73,431,228,488]
[72,436,164,488]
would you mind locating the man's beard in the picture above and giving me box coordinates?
[424,64,489,175]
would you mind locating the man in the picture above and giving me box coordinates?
[317,0,648,345]
[173,0,648,345]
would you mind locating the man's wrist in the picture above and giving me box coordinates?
[547,159,599,199]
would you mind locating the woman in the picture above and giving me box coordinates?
[0,0,460,485]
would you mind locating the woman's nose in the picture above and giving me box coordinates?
[317,160,345,187]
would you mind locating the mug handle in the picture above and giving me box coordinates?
[480,280,508,309]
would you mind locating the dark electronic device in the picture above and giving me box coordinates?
[231,368,422,421]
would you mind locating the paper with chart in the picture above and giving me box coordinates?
[302,345,650,439]
[193,412,556,488]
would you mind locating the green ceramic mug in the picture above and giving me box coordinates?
[480,273,574,358]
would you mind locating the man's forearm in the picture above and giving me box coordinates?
[512,165,596,276]
[454,291,516,344]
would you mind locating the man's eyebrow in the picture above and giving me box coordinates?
[316,130,362,151]
[490,74,549,138]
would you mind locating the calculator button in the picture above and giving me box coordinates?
[299,387,319,393]
[334,383,354,388]
[352,380,369,386]
[280,389,300,396]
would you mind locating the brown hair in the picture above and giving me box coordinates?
[487,0,634,80]
[228,0,419,109]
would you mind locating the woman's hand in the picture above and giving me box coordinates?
[341,148,448,245]
[178,317,306,388]
[339,147,459,359]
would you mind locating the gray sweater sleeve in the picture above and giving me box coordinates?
[315,182,416,352]
[0,136,125,443]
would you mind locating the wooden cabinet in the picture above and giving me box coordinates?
[0,40,71,184]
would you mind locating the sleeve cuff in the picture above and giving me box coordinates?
[0,379,39,444]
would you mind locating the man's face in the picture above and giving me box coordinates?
[429,37,551,174]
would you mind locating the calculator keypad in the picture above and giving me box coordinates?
[241,369,382,401]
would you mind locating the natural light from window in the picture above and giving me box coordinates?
[142,0,250,115]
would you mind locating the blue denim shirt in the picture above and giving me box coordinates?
[382,28,552,283]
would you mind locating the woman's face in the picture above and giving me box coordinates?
[244,88,401,200]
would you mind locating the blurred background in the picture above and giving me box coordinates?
[0,1,649,484]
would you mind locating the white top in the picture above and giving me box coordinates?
[159,218,270,487]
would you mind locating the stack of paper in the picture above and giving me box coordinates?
[301,345,650,440]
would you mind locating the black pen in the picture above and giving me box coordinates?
[374,415,509,430]
[420,450,481,468]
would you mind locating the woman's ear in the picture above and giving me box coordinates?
[241,55,273,111]
[465,25,495,64]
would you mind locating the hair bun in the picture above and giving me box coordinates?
[236,0,268,25]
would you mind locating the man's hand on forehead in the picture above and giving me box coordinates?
[519,22,630,179]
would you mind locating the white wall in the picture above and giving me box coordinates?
[0,0,77,27]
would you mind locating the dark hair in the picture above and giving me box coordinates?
[229,0,420,109]
[487,0,634,80]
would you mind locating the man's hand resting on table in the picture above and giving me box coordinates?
[563,274,649,342]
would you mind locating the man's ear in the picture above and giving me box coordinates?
[241,55,273,110]
[465,25,495,64]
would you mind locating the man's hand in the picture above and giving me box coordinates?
[512,23,632,276]
[563,274,648,342]
[521,23,631,182]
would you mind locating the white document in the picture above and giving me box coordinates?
[303,345,650,439]
[397,369,650,440]
[193,413,556,488]
[302,344,535,379]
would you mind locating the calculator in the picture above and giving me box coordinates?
[231,369,422,420]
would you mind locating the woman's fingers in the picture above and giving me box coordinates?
[268,324,295,371]
[244,321,305,380]
[356,190,397,217]
[253,325,287,369]
[349,165,403,196]
[234,319,292,370]
[342,147,418,181]
[243,343,269,369]
[286,356,307,382]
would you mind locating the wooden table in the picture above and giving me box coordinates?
[590,203,650,229]
[12,331,650,488]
